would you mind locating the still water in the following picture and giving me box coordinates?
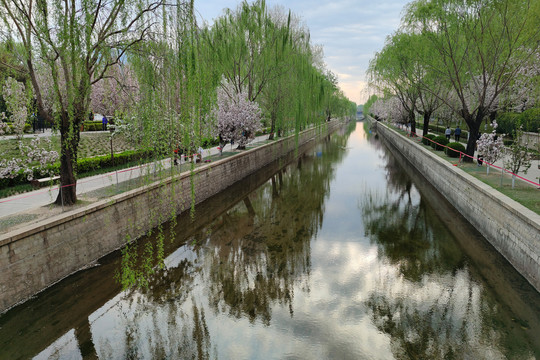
[1,122,539,359]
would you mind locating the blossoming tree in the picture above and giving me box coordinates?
[216,82,262,153]
[476,121,504,174]
[0,77,27,140]
[0,77,58,180]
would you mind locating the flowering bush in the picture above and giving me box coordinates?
[0,138,59,180]
[476,121,504,166]
[0,77,28,139]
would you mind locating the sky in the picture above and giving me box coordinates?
[194,0,411,105]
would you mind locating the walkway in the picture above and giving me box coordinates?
[0,134,269,222]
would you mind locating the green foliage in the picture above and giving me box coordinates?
[0,122,33,134]
[496,112,521,135]
[445,142,465,157]
[422,133,436,145]
[497,108,540,135]
[364,94,378,116]
[431,135,448,151]
[77,150,153,173]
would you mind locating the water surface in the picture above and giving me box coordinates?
[1,121,539,359]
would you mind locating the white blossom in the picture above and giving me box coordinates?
[1,77,28,139]
[476,121,504,165]
[215,81,262,150]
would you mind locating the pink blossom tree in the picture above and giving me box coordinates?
[90,65,140,118]
[0,77,28,140]
[370,96,408,125]
[215,82,262,153]
[0,77,59,180]
[476,121,504,174]
[503,125,532,188]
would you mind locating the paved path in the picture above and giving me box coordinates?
[0,135,269,220]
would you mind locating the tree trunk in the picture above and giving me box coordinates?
[55,113,81,205]
[269,112,276,140]
[422,113,431,137]
[464,120,480,162]
[409,111,416,136]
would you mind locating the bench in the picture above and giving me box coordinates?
[30,175,60,188]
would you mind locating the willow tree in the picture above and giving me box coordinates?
[202,1,331,140]
[257,7,313,139]
[202,0,291,103]
[129,1,215,163]
[368,32,422,134]
[403,0,540,158]
[0,0,164,205]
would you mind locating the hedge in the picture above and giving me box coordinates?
[428,124,469,139]
[1,122,33,134]
[0,149,154,189]
[431,135,449,151]
[422,133,436,146]
[82,121,105,131]
[445,142,465,158]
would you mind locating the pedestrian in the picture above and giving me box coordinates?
[445,126,451,140]
[173,144,180,165]
[102,115,108,131]
[477,154,483,166]
[454,126,461,142]
[198,145,204,163]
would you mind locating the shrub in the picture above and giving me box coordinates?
[201,137,219,148]
[431,135,449,151]
[0,149,154,189]
[520,108,540,133]
[255,127,271,136]
[82,121,104,131]
[445,142,465,157]
[422,133,436,146]
[503,139,514,146]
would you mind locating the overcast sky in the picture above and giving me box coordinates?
[194,0,411,105]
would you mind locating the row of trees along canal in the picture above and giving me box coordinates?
[0,0,357,205]
[366,0,540,160]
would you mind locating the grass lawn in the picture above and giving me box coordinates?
[390,125,540,215]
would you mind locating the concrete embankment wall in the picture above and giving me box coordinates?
[372,119,540,293]
[0,121,342,313]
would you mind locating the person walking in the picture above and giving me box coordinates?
[445,126,451,140]
[102,115,108,131]
[197,145,204,163]
[454,126,461,142]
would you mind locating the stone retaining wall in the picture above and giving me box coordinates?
[373,119,540,293]
[0,121,342,313]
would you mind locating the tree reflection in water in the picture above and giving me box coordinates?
[197,132,349,325]
[361,148,537,359]
[84,130,349,359]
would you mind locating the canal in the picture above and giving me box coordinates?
[1,121,539,359]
